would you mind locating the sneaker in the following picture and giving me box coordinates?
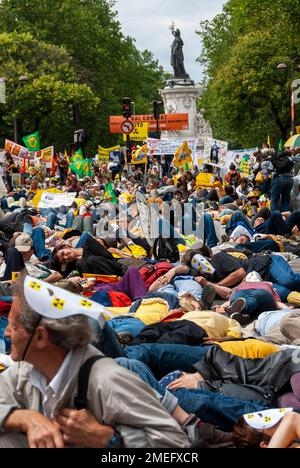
[201,285,216,310]
[230,312,252,326]
[226,298,246,316]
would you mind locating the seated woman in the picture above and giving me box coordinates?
[233,409,300,448]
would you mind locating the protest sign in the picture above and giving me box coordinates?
[38,192,77,209]
[147,138,198,156]
[203,138,228,164]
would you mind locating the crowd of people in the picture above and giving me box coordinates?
[0,145,300,449]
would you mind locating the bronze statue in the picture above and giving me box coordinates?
[170,22,190,79]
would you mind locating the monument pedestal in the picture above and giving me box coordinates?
[160,79,212,140]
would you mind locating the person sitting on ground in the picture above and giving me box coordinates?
[0,275,189,449]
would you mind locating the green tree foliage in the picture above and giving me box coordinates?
[197,0,300,147]
[0,0,164,151]
[0,32,99,149]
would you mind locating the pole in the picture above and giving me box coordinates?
[291,60,296,136]
[126,133,132,175]
[12,79,17,143]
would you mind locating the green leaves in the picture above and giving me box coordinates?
[198,0,300,146]
[0,0,164,150]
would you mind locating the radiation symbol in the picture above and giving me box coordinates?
[52,298,65,311]
[81,299,92,309]
[29,281,42,292]
[28,137,38,149]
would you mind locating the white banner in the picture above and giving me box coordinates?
[203,138,228,164]
[226,148,258,169]
[147,138,198,156]
[38,192,77,209]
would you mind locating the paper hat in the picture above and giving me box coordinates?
[191,254,215,275]
[24,276,113,326]
[243,408,293,430]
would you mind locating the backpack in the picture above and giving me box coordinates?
[153,236,180,263]
[139,262,174,289]
[271,152,294,174]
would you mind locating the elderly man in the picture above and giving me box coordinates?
[0,276,189,449]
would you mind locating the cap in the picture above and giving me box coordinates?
[24,276,112,324]
[15,234,33,253]
[244,408,293,430]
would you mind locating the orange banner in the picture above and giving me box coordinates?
[110,114,189,134]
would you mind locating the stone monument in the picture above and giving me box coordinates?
[160,23,212,140]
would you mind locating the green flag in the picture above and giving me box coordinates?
[278,138,284,152]
[22,131,40,151]
[103,182,117,204]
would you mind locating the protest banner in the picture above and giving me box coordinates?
[98,145,120,163]
[33,146,54,168]
[5,140,32,159]
[147,138,198,156]
[123,122,148,142]
[203,138,228,164]
[38,191,77,209]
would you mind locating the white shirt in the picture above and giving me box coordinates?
[30,348,86,418]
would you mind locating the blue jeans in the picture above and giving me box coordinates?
[226,211,255,236]
[126,343,210,380]
[116,355,269,432]
[108,317,145,338]
[173,389,269,431]
[269,255,300,301]
[116,358,178,414]
[231,289,277,317]
[260,210,300,236]
[75,232,92,248]
[31,228,51,261]
[271,175,293,212]
[46,209,75,230]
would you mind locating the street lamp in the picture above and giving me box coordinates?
[0,75,29,143]
[277,58,300,136]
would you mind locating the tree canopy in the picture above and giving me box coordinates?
[0,0,165,151]
[197,0,300,148]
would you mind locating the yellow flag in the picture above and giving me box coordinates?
[123,122,149,142]
[267,135,271,147]
[132,144,148,165]
[172,141,192,168]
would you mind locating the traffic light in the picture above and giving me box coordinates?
[153,100,163,121]
[68,103,81,125]
[123,97,132,120]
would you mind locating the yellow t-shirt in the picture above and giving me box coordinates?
[178,311,241,339]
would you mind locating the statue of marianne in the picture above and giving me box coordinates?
[170,23,190,79]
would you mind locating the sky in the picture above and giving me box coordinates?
[114,0,225,82]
